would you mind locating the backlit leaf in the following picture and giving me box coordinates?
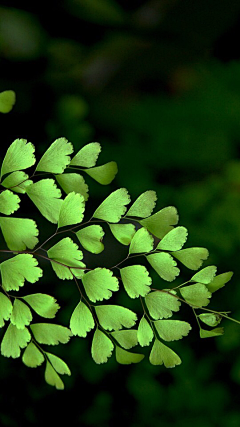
[109,223,135,245]
[48,238,85,280]
[46,352,71,375]
[198,313,222,327]
[36,137,73,173]
[70,301,95,337]
[58,192,85,228]
[137,317,154,347]
[85,162,118,185]
[120,265,152,298]
[157,226,188,251]
[1,139,35,178]
[93,188,131,223]
[91,329,114,364]
[76,225,104,253]
[2,171,33,194]
[129,227,154,254]
[191,266,217,284]
[45,361,64,390]
[26,179,63,223]
[30,323,72,345]
[200,327,224,338]
[147,252,180,282]
[154,320,191,341]
[22,293,60,318]
[206,272,233,293]
[140,206,179,238]
[180,283,211,307]
[0,217,39,250]
[0,254,42,291]
[149,339,181,367]
[127,190,157,218]
[0,90,16,113]
[171,247,209,270]
[95,305,137,331]
[10,299,32,329]
[111,330,138,349]
[0,190,20,215]
[82,268,119,302]
[22,342,44,367]
[116,347,144,364]
[145,291,181,320]
[0,292,12,328]
[70,142,101,167]
[55,173,89,200]
[1,324,31,358]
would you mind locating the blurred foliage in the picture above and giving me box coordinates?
[1,0,240,426]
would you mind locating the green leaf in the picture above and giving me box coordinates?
[157,226,188,251]
[45,361,64,390]
[85,162,118,185]
[48,237,85,280]
[0,292,12,328]
[1,324,31,358]
[0,217,39,250]
[1,171,33,194]
[109,223,136,245]
[30,323,72,345]
[191,266,217,284]
[154,320,191,341]
[140,206,179,238]
[70,142,101,167]
[116,347,144,364]
[137,317,154,347]
[0,190,20,215]
[206,272,233,293]
[10,299,32,329]
[147,253,180,282]
[76,225,104,254]
[55,173,89,201]
[0,90,16,113]
[171,247,209,270]
[36,137,73,173]
[149,339,181,367]
[22,293,60,318]
[145,291,181,320]
[180,283,211,307]
[111,330,138,349]
[95,305,137,331]
[127,190,157,218]
[46,352,71,375]
[1,139,35,178]
[82,268,119,302]
[91,329,114,364]
[22,342,44,367]
[58,192,85,228]
[70,301,95,337]
[0,254,43,291]
[129,227,154,254]
[26,179,63,224]
[200,327,224,338]
[198,313,222,327]
[71,0,125,25]
[120,265,152,298]
[93,188,131,223]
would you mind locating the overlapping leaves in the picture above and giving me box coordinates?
[0,137,236,390]
[47,238,85,280]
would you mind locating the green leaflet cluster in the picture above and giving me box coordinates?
[0,137,235,390]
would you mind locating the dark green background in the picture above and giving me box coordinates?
[1,1,240,425]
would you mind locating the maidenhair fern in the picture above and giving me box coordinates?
[0,90,239,390]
